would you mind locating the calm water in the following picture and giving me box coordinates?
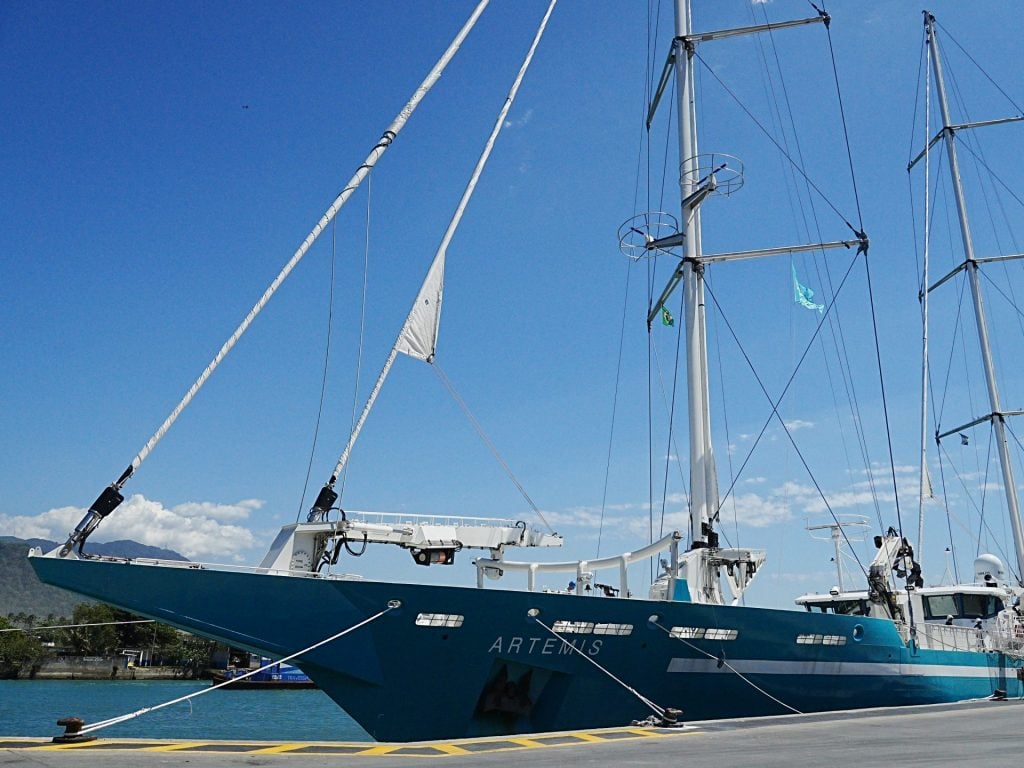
[0,680,371,741]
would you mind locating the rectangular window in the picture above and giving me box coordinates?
[414,613,464,628]
[593,623,633,636]
[923,594,958,620]
[961,593,1001,620]
[832,600,867,616]
[669,626,705,639]
[797,633,847,646]
[552,620,595,634]
[703,628,739,641]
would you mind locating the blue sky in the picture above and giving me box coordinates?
[3,1,1023,608]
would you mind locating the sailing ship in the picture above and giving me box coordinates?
[29,1,1024,742]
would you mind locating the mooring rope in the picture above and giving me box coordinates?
[650,619,802,715]
[0,619,155,633]
[532,617,667,719]
[74,603,398,736]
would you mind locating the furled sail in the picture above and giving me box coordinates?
[395,251,445,363]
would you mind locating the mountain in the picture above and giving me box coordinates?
[0,538,187,619]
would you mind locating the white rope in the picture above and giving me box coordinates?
[652,620,802,715]
[76,604,397,736]
[108,0,492,490]
[533,617,666,718]
[0,619,154,633]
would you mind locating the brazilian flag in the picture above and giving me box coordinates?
[661,307,674,327]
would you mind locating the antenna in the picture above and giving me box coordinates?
[806,515,870,592]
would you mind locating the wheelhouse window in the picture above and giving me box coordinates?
[960,593,1002,619]
[923,593,1004,621]
[923,594,957,620]
[804,599,868,616]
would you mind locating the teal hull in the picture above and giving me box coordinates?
[30,555,1023,741]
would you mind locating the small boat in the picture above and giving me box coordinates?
[212,661,317,690]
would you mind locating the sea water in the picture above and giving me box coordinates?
[0,680,370,741]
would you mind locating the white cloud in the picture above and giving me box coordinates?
[721,491,794,527]
[783,419,814,431]
[0,494,259,561]
[504,108,534,129]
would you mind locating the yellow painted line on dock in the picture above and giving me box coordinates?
[432,743,472,755]
[353,745,402,756]
[0,727,697,757]
[246,743,313,754]
[145,741,209,752]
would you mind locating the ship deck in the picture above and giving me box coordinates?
[2,698,1020,767]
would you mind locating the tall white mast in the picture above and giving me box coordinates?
[673,0,718,550]
[924,13,1024,584]
[644,1,841,603]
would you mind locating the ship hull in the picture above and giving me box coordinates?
[30,555,1022,741]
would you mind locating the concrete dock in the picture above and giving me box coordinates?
[2,698,1020,767]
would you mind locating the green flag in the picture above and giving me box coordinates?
[661,307,674,327]
[792,262,824,313]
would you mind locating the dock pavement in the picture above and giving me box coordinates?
[2,698,1019,767]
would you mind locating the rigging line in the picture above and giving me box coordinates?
[709,275,740,549]
[702,261,870,577]
[907,30,928,171]
[0,619,155,634]
[934,438,961,582]
[651,344,692,512]
[973,427,995,559]
[64,0,494,552]
[76,603,398,736]
[650,336,692,518]
[934,257,969,428]
[955,139,1024,213]
[432,363,552,535]
[1001,422,1024,582]
[648,44,677,564]
[322,0,558,490]
[934,19,1024,115]
[692,50,861,238]
[339,175,373,503]
[297,216,340,523]
[651,620,802,715]
[755,19,868,506]
[958,117,1011,261]
[937,440,1015,570]
[533,617,666,719]
[648,296,655,563]
[597,260,634,559]
[979,268,1024,325]
[751,1,803,239]
[863,253,905,540]
[657,275,687,541]
[821,6,863,229]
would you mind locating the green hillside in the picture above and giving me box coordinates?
[0,538,186,620]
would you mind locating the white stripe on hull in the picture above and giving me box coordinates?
[666,658,1001,678]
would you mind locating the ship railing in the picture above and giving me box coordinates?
[473,531,683,596]
[915,622,988,652]
[345,510,524,529]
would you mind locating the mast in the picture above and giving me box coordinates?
[673,0,718,550]
[925,12,1024,584]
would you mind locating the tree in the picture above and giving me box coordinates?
[60,604,120,656]
[0,615,44,678]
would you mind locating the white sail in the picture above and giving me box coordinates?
[395,251,445,363]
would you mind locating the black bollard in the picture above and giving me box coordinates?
[53,717,97,744]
